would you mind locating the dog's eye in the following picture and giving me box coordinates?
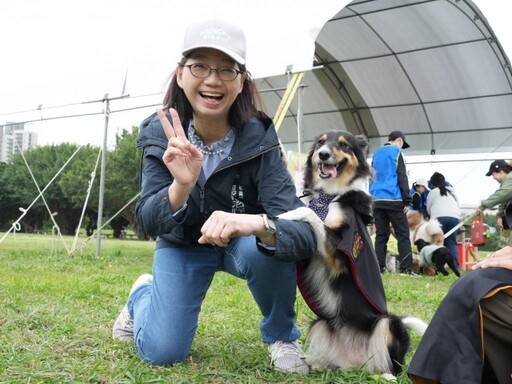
[339,142,348,148]
[317,139,325,145]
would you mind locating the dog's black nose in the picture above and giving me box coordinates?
[319,151,331,161]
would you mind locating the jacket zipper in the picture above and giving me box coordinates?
[199,187,205,214]
[198,143,279,214]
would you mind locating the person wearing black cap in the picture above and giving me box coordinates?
[477,160,512,241]
[370,131,413,274]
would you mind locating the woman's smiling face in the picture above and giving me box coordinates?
[177,48,244,124]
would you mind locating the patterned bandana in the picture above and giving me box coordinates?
[308,192,335,221]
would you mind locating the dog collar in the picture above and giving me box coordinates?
[308,192,335,221]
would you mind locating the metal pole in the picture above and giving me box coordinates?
[296,84,305,175]
[96,94,110,256]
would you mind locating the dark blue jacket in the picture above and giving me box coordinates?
[135,112,316,260]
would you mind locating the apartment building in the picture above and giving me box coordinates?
[0,122,38,163]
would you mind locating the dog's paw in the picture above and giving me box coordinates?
[304,356,331,372]
[279,206,316,221]
[279,207,328,255]
[279,207,326,239]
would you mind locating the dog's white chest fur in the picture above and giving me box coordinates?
[323,203,345,229]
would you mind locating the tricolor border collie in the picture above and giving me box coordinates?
[279,130,426,375]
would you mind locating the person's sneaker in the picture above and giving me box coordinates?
[268,340,310,374]
[112,274,153,341]
[399,270,419,276]
[380,373,397,381]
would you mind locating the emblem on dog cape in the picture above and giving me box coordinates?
[297,204,387,317]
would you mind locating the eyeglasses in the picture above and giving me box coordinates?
[182,63,244,82]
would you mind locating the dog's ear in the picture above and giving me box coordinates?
[414,239,429,251]
[354,134,369,156]
[307,137,320,161]
[303,140,318,191]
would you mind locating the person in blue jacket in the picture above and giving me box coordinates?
[112,19,316,374]
[410,178,430,219]
[370,131,413,273]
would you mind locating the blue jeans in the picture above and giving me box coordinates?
[127,236,301,365]
[437,216,461,271]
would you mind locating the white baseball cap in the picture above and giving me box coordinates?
[414,178,430,191]
[182,19,246,65]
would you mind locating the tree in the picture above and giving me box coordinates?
[0,129,144,238]
[0,161,19,230]
[104,126,143,238]
[1,144,83,233]
[58,144,102,235]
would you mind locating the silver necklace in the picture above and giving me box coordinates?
[188,134,224,155]
[188,123,233,156]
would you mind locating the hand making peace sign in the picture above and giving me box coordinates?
[157,108,203,186]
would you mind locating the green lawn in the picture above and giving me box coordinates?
[0,233,462,383]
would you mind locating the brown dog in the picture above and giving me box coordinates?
[407,211,444,275]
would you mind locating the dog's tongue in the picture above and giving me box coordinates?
[322,164,337,178]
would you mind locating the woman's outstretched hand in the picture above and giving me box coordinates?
[198,211,275,247]
[472,246,512,271]
[158,108,203,186]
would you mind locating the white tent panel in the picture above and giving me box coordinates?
[259,0,512,156]
[341,57,420,105]
[400,42,511,101]
[363,1,483,52]
[370,105,430,135]
[425,95,512,131]
[317,17,391,60]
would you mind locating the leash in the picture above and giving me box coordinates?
[442,213,479,239]
[443,221,465,239]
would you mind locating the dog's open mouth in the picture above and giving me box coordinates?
[318,160,347,179]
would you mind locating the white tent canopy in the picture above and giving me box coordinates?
[257,0,512,156]
[2,0,511,157]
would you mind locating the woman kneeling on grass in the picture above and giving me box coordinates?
[112,19,316,374]
[408,246,512,383]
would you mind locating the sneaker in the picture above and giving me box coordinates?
[399,270,419,276]
[268,340,310,374]
[380,373,397,381]
[112,274,153,341]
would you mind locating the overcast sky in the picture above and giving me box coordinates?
[0,0,339,120]
[1,0,511,207]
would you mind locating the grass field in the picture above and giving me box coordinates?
[0,233,463,383]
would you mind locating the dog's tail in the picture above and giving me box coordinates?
[401,316,428,335]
